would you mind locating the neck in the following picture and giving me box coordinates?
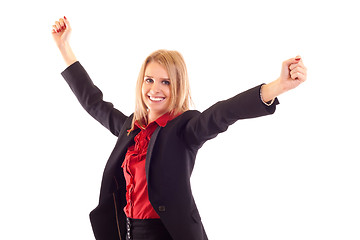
[147,112,162,124]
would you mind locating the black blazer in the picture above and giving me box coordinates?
[61,62,279,240]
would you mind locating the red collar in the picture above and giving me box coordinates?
[134,112,180,129]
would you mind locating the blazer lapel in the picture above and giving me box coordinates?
[145,126,162,184]
[107,129,139,170]
[99,128,140,201]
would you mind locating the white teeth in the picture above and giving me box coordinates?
[149,96,165,102]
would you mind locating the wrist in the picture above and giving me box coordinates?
[57,41,71,51]
[261,79,284,103]
[58,42,77,67]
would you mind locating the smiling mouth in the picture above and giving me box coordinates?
[148,96,165,102]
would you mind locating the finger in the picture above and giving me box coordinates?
[59,18,66,30]
[291,66,307,80]
[289,60,306,71]
[290,66,306,76]
[290,67,307,81]
[290,71,301,80]
[289,63,297,71]
[63,16,71,30]
[297,59,305,67]
[292,71,306,82]
[283,56,301,69]
[55,21,62,32]
[53,24,60,33]
[291,62,307,79]
[293,60,305,69]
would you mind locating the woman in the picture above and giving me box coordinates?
[52,17,307,240]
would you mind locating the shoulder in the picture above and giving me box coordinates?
[158,110,199,132]
[179,110,200,118]
[118,113,135,136]
[171,110,200,124]
[160,111,200,137]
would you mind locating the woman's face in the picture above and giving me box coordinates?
[142,61,172,122]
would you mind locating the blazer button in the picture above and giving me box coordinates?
[158,206,166,212]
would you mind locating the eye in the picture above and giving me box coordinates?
[145,78,154,83]
[162,80,170,85]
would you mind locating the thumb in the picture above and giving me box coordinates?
[63,16,71,30]
[283,55,301,68]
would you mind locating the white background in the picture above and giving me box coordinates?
[1,0,359,239]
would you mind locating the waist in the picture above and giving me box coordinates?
[127,217,164,226]
[126,217,173,240]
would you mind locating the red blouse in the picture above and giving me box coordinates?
[122,113,177,219]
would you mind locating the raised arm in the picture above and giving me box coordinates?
[51,17,128,136]
[183,56,307,149]
[183,84,279,149]
[52,16,77,67]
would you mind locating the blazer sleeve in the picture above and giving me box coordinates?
[183,84,279,149]
[61,61,128,136]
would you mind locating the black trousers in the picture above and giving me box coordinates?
[126,218,173,240]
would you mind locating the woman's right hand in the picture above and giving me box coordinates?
[51,16,77,66]
[52,16,72,48]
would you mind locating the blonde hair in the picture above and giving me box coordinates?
[129,49,192,133]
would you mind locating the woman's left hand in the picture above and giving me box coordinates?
[261,56,307,102]
[278,56,307,92]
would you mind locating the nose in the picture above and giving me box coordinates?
[149,80,161,93]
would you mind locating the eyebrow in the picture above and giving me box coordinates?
[145,75,170,81]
